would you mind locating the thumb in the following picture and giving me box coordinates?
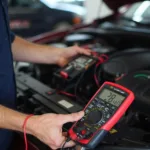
[58,57,68,67]
[60,111,84,125]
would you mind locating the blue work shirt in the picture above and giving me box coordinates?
[0,0,16,149]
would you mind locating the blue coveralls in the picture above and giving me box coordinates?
[0,0,16,149]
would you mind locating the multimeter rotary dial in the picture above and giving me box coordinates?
[85,109,103,125]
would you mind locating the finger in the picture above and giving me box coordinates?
[50,145,57,150]
[62,132,68,136]
[74,46,92,55]
[53,135,66,149]
[59,58,69,67]
[84,48,92,53]
[78,48,91,55]
[86,49,92,53]
[63,140,76,148]
[59,111,84,125]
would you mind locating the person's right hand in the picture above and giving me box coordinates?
[27,111,84,149]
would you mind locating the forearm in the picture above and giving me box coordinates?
[12,36,59,64]
[0,105,35,134]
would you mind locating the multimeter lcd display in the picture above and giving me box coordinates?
[98,89,125,107]
[75,57,87,64]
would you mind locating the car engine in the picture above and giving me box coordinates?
[15,1,150,150]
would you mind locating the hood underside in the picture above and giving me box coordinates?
[103,0,142,11]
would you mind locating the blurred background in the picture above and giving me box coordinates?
[8,0,112,38]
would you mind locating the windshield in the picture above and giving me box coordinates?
[122,1,150,22]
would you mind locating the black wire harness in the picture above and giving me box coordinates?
[61,137,71,150]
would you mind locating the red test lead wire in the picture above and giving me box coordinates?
[58,91,76,97]
[94,61,102,87]
[100,54,109,61]
[94,54,109,87]
[22,114,34,150]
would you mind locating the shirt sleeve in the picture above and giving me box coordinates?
[10,31,16,43]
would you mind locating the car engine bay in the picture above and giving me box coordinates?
[15,1,150,149]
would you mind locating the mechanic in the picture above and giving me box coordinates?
[0,0,91,150]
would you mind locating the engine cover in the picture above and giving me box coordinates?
[116,70,150,115]
[101,48,150,81]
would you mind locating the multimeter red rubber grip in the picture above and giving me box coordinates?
[69,129,108,148]
[101,82,134,131]
[68,81,134,148]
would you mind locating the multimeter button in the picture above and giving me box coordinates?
[73,127,82,133]
[88,104,94,108]
[99,100,105,105]
[76,121,84,127]
[104,107,109,112]
[75,65,82,70]
[64,65,74,72]
[100,105,105,109]
[85,109,90,114]
[111,106,116,110]
[85,132,93,139]
[73,126,85,133]
[92,100,96,104]
[96,103,102,107]
[87,59,93,63]
[73,127,78,133]
[106,114,111,119]
[81,130,86,135]
[106,103,110,107]
[95,97,99,102]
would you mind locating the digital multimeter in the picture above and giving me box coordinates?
[58,55,97,79]
[68,81,134,148]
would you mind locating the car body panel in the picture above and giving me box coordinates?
[8,0,84,37]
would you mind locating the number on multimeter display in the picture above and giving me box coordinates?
[98,89,125,107]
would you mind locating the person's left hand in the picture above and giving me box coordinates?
[55,45,91,67]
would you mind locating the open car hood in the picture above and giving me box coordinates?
[103,0,142,11]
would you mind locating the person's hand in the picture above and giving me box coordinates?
[55,45,91,67]
[28,111,84,149]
